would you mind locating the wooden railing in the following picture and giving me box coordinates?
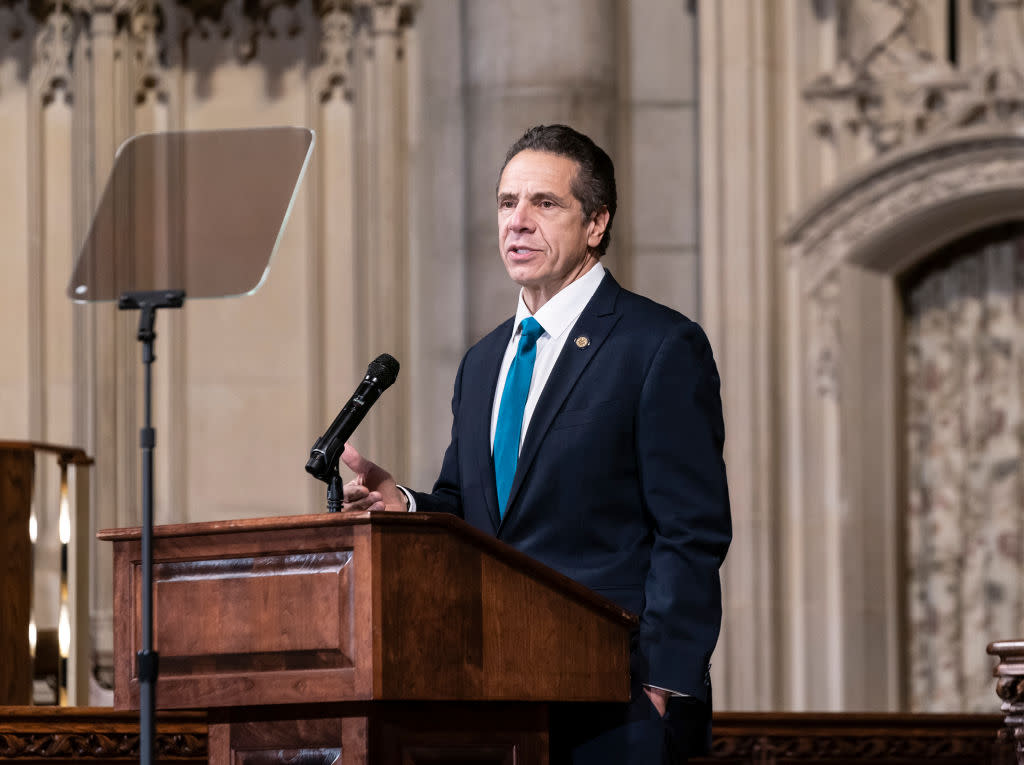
[0,442,93,706]
[695,712,1011,764]
[989,640,1024,765]
[0,707,205,762]
[0,709,1012,763]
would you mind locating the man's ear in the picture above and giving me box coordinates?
[587,206,610,249]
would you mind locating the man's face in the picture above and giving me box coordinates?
[497,150,608,311]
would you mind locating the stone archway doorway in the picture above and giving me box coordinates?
[902,222,1024,712]
[784,131,1024,711]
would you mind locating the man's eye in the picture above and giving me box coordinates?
[499,200,515,209]
[540,200,555,208]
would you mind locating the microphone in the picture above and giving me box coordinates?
[305,353,400,481]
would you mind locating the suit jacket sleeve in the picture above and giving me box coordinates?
[634,319,731,700]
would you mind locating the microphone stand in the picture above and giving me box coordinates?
[118,288,185,765]
[325,467,344,513]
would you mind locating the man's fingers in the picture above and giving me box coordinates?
[342,482,370,503]
[342,492,382,512]
[340,442,373,476]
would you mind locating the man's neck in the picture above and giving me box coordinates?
[521,255,600,313]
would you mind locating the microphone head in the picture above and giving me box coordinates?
[367,353,400,389]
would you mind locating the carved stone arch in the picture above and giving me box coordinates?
[788,130,1024,291]
[780,129,1024,710]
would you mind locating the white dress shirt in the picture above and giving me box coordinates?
[488,262,606,453]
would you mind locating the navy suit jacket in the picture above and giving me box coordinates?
[412,271,731,705]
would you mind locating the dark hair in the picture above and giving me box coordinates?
[498,124,617,257]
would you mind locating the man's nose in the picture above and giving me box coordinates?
[509,201,534,231]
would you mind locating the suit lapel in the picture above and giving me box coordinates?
[499,273,623,530]
[470,318,514,533]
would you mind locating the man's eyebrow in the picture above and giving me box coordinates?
[497,189,568,203]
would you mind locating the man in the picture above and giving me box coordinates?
[342,125,731,763]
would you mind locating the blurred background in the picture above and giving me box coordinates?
[1,0,1022,715]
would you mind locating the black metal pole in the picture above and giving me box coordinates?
[326,468,344,513]
[138,321,157,765]
[119,289,184,765]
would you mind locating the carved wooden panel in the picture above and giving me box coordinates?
[108,518,366,709]
[692,712,1012,765]
[0,707,206,762]
[211,713,358,765]
[151,552,355,669]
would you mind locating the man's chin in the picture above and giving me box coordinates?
[503,263,542,287]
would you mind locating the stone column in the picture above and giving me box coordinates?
[698,0,782,711]
[71,0,135,676]
[404,0,468,489]
[352,0,414,477]
[462,0,618,339]
[312,0,359,509]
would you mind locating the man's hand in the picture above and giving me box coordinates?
[643,686,670,718]
[339,443,409,512]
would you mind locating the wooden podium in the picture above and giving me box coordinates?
[99,511,636,764]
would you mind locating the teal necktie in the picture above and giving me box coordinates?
[494,317,544,519]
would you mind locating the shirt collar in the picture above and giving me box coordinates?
[513,262,606,339]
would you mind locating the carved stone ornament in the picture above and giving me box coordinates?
[359,0,408,37]
[786,133,1024,294]
[805,0,961,153]
[785,131,1024,403]
[352,0,414,60]
[0,1,29,43]
[34,0,76,105]
[805,0,1024,154]
[808,270,840,399]
[315,0,354,101]
[186,0,306,63]
[131,0,168,103]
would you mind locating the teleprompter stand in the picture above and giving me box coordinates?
[67,127,316,765]
[117,289,185,765]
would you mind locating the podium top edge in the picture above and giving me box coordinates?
[97,511,638,628]
[97,510,449,541]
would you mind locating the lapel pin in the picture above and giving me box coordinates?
[575,335,590,349]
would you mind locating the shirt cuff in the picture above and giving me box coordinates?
[397,485,417,512]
